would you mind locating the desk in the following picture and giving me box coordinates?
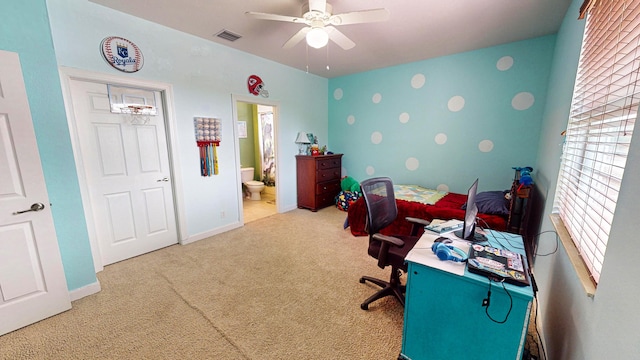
[399,231,533,360]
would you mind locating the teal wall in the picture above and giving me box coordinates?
[329,36,556,194]
[0,1,96,290]
[534,0,640,358]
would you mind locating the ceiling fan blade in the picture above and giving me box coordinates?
[283,27,311,49]
[245,11,303,23]
[330,8,390,25]
[325,26,355,50]
[308,0,327,13]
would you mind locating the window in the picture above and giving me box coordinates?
[554,0,639,284]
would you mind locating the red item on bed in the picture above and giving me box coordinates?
[346,192,507,237]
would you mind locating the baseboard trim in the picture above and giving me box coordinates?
[182,222,242,245]
[69,281,101,302]
[281,204,298,212]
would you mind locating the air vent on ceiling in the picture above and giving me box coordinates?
[216,29,242,42]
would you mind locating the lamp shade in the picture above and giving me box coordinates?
[306,28,329,49]
[295,132,311,144]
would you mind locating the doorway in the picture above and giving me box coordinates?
[59,67,187,272]
[0,50,71,336]
[68,80,178,266]
[234,98,279,223]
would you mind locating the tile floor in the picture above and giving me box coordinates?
[242,191,277,223]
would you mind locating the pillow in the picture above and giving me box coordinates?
[462,190,510,216]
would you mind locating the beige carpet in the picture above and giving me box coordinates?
[0,207,406,360]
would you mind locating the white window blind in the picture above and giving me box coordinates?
[554,0,639,284]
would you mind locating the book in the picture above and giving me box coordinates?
[467,244,530,286]
[425,219,464,234]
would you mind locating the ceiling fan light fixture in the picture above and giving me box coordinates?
[306,27,329,48]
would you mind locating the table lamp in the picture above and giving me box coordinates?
[295,132,311,155]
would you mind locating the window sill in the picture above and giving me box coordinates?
[549,213,597,298]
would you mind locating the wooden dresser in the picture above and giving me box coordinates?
[296,154,343,211]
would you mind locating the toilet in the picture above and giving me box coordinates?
[240,167,265,200]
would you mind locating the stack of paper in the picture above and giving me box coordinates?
[425,219,464,234]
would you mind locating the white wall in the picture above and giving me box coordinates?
[46,0,328,240]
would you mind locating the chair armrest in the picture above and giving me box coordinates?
[372,233,405,269]
[405,217,430,226]
[405,217,431,236]
[372,233,405,247]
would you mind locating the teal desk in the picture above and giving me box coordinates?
[399,231,533,360]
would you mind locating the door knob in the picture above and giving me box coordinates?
[13,202,45,215]
[156,177,169,182]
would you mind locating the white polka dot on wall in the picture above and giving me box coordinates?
[366,166,375,176]
[437,184,449,192]
[371,131,383,144]
[405,157,419,171]
[448,96,465,112]
[411,74,426,89]
[334,88,343,100]
[399,112,410,124]
[435,133,447,145]
[497,56,514,71]
[512,92,535,110]
[347,115,355,125]
[372,93,382,104]
[479,140,494,153]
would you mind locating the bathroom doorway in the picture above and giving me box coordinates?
[234,97,279,223]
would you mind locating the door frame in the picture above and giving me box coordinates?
[231,94,282,223]
[58,67,187,272]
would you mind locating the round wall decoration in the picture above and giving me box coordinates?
[100,36,144,73]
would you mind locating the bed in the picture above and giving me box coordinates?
[346,184,509,237]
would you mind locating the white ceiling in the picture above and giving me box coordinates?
[90,0,573,78]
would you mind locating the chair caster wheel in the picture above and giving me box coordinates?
[361,303,369,310]
[359,277,366,284]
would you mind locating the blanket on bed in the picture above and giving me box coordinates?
[346,192,507,237]
[393,184,448,205]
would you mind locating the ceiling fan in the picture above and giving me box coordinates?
[245,0,390,50]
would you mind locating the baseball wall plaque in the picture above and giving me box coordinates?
[100,36,144,73]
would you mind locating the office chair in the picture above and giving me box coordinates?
[359,177,430,310]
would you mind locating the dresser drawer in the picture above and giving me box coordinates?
[315,193,337,209]
[317,167,341,182]
[316,157,341,170]
[316,180,340,195]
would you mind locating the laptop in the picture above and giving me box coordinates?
[466,244,530,286]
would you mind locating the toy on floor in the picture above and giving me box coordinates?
[336,176,362,212]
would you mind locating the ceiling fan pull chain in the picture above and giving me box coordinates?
[306,44,309,73]
[326,44,330,71]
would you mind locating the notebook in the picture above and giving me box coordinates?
[466,244,530,286]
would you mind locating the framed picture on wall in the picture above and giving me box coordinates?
[237,121,247,138]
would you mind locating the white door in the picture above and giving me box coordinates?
[69,80,177,265]
[0,50,71,335]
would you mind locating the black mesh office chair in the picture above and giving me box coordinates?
[359,177,430,310]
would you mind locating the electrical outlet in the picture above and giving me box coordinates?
[220,211,225,218]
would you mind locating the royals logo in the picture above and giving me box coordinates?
[117,43,128,58]
[100,36,144,73]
